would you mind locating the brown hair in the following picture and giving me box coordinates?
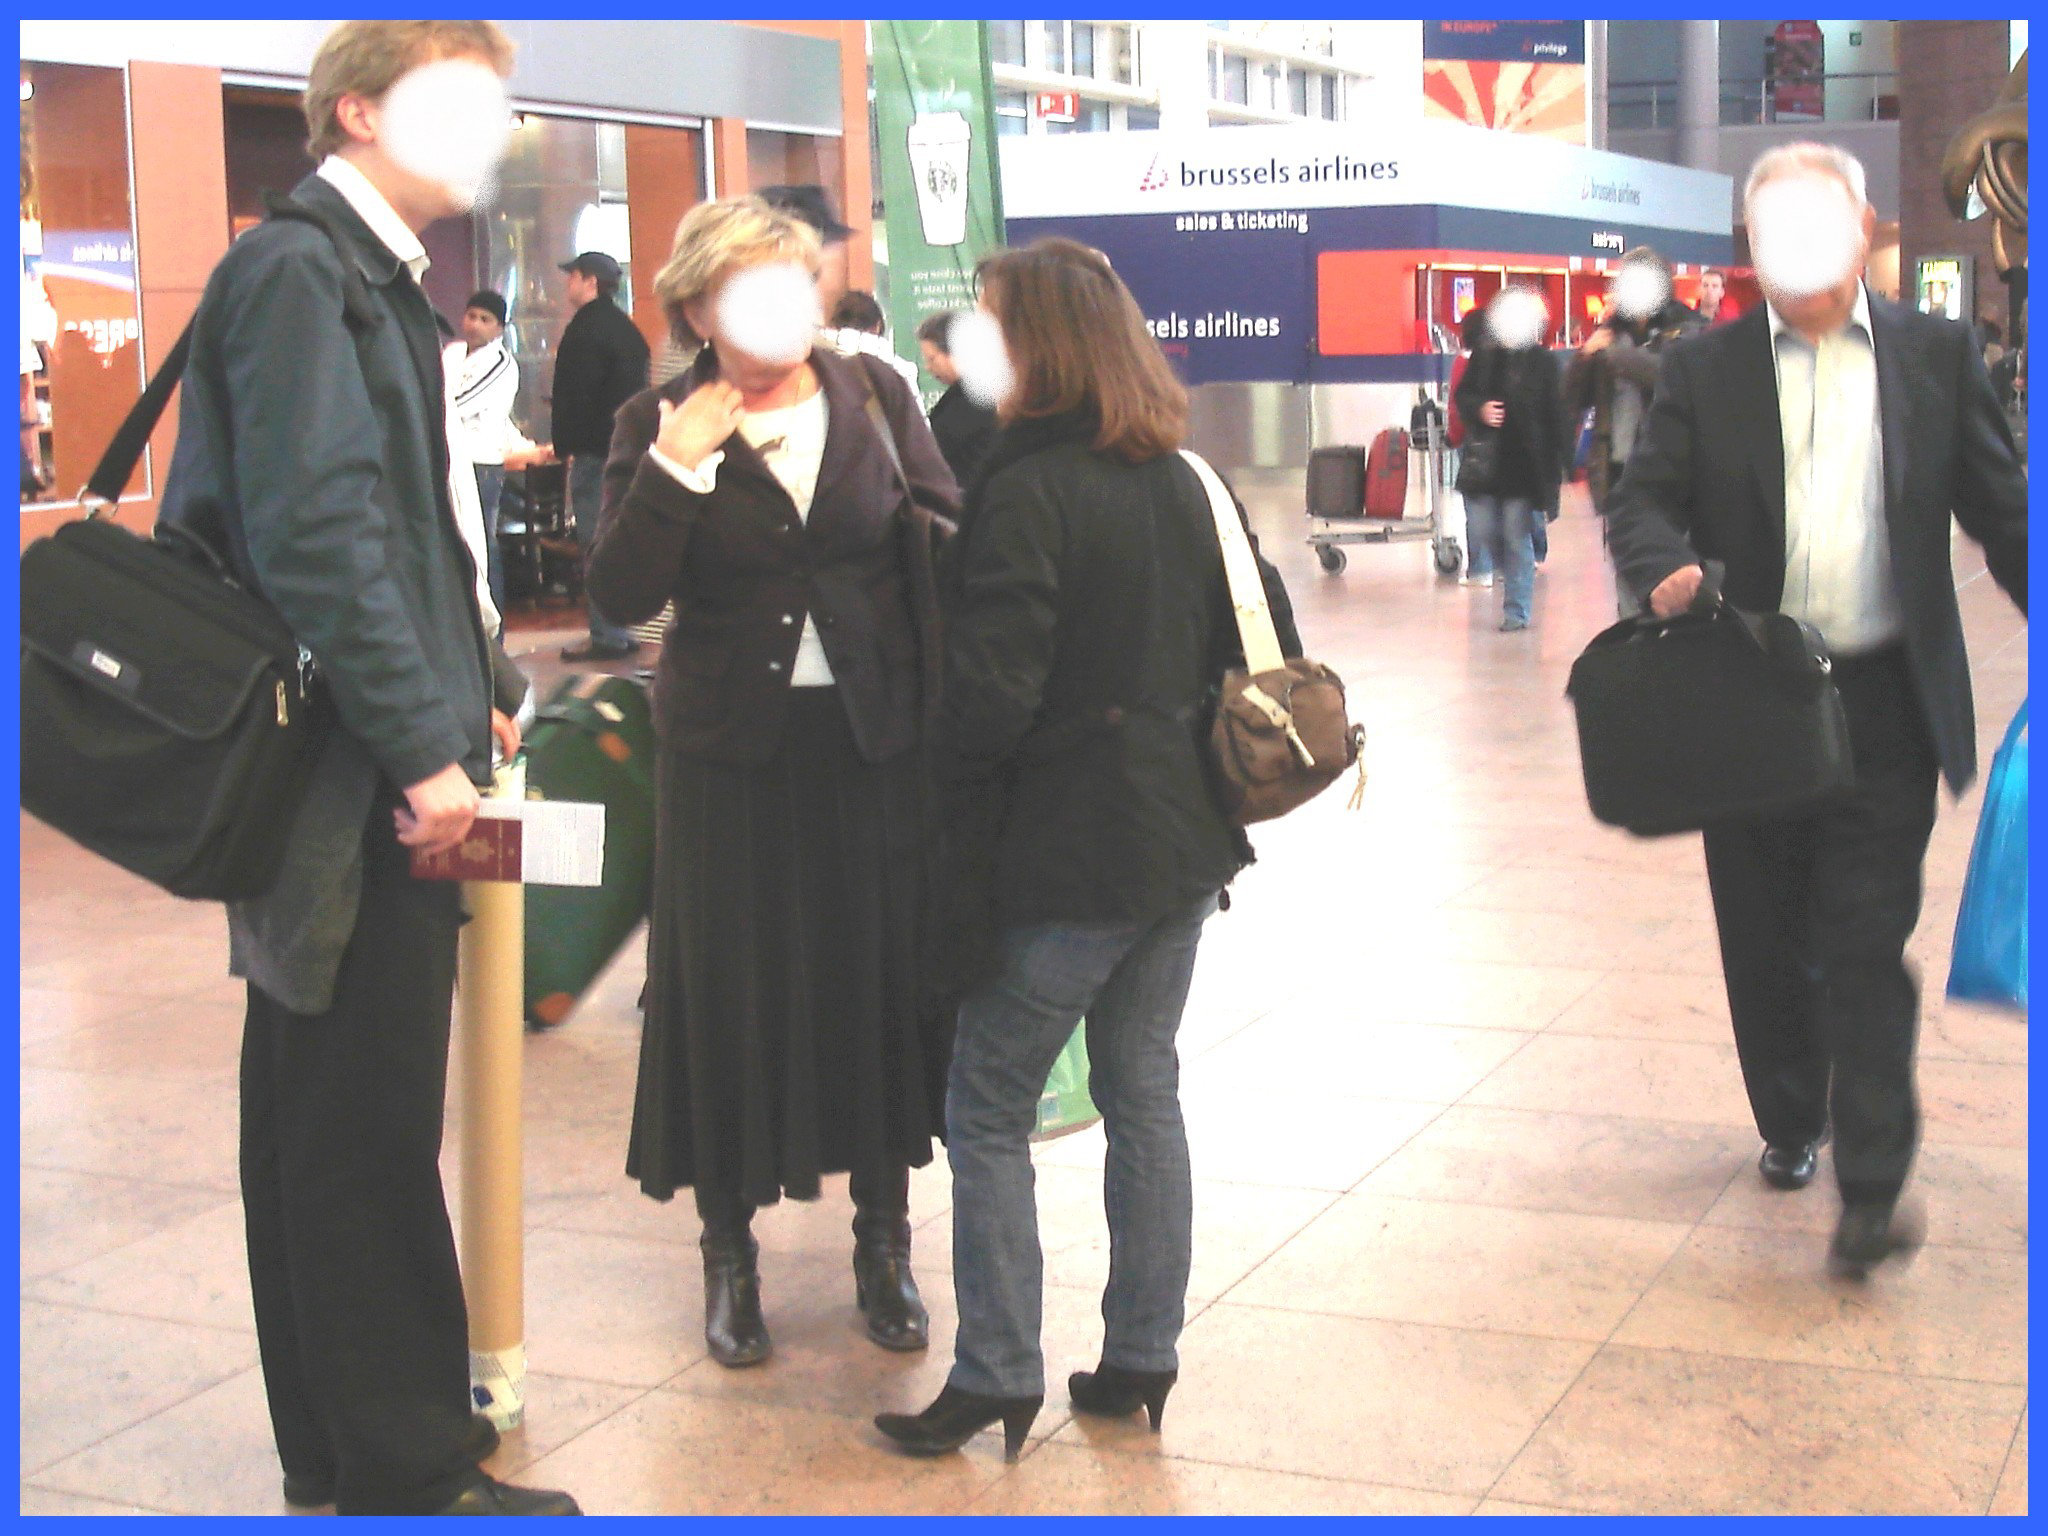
[653,195,821,348]
[303,21,516,160]
[975,238,1186,461]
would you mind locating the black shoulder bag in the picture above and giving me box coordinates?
[19,195,379,901]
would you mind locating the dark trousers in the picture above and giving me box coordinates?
[239,799,483,1515]
[1701,645,1939,1206]
[696,1164,911,1237]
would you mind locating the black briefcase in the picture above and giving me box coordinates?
[1566,589,1855,837]
[17,196,372,901]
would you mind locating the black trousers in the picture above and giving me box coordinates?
[239,797,484,1515]
[1701,645,1940,1206]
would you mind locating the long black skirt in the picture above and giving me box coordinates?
[626,687,946,1207]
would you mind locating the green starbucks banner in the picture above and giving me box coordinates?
[872,19,1007,404]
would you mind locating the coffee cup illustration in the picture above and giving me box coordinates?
[907,111,972,248]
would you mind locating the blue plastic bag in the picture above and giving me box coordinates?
[1948,702,2027,1011]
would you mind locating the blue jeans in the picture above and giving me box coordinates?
[472,463,507,618]
[1466,495,1538,625]
[569,454,634,648]
[945,893,1217,1398]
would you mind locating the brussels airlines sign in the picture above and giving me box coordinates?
[1000,120,1731,384]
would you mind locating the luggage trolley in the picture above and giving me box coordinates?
[1305,391,1463,576]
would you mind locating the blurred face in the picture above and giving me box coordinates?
[335,53,512,230]
[1699,272,1725,312]
[563,269,599,309]
[919,338,959,385]
[1747,169,1874,338]
[461,306,503,349]
[682,258,821,395]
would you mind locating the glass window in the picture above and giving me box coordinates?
[994,89,1030,136]
[1319,73,1340,120]
[1125,104,1161,132]
[1073,23,1096,79]
[20,60,147,511]
[1041,21,1068,75]
[1220,52,1250,105]
[1208,47,1219,100]
[1105,25,1135,84]
[1289,69,1310,116]
[989,21,1027,67]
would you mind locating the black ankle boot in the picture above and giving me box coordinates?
[875,1383,1042,1461]
[700,1220,770,1368]
[852,1210,928,1352]
[1068,1363,1177,1431]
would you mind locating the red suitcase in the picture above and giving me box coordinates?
[1364,426,1409,518]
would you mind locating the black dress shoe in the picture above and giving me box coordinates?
[1068,1363,1177,1431]
[1759,1139,1821,1191]
[875,1383,1042,1462]
[853,1214,929,1353]
[702,1222,772,1368]
[283,1413,501,1507]
[434,1474,582,1515]
[1828,1200,1925,1281]
[561,638,639,663]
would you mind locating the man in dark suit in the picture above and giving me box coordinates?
[1608,143,2027,1279]
[553,249,650,661]
[156,21,574,1514]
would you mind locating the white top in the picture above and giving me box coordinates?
[444,336,529,467]
[649,388,836,686]
[822,325,926,411]
[316,156,500,639]
[1766,283,1900,656]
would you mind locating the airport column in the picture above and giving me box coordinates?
[1677,21,1720,173]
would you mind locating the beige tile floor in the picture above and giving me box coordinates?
[18,480,2029,1515]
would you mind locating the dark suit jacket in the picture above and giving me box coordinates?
[158,172,497,1012]
[587,345,961,766]
[551,297,650,458]
[928,382,999,489]
[1606,294,2028,793]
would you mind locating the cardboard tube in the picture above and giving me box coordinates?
[458,760,526,1431]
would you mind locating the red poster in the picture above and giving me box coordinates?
[1771,21,1824,121]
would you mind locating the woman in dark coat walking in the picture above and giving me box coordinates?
[1454,284,1570,631]
[874,238,1300,1460]
[586,196,960,1369]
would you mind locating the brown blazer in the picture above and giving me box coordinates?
[587,345,959,766]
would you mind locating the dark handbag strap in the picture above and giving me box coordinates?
[853,355,958,538]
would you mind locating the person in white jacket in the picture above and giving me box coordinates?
[442,289,533,614]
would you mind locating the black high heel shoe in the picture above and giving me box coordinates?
[700,1220,771,1368]
[1068,1363,1177,1431]
[875,1383,1042,1462]
[852,1211,929,1352]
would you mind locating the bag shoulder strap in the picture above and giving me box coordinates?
[852,353,958,538]
[1178,448,1285,676]
[84,191,380,512]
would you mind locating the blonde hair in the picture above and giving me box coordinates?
[304,21,517,161]
[654,196,822,347]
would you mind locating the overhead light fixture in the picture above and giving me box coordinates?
[20,78,33,102]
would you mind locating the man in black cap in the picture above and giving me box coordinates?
[444,288,531,616]
[551,250,649,662]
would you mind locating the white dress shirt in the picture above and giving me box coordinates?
[315,157,501,639]
[823,326,926,411]
[1766,283,1900,655]
[648,388,836,685]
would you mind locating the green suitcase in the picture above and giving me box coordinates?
[522,674,657,1030]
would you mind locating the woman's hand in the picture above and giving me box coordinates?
[1480,400,1506,429]
[490,708,521,763]
[655,381,745,471]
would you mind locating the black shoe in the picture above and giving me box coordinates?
[1068,1363,1177,1431]
[434,1474,582,1515]
[561,638,638,663]
[1828,1200,1925,1281]
[702,1222,771,1368]
[853,1213,929,1353]
[282,1413,500,1507]
[875,1383,1042,1462]
[1759,1139,1821,1191]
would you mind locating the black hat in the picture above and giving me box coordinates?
[559,251,624,288]
[757,184,854,243]
[464,289,508,324]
